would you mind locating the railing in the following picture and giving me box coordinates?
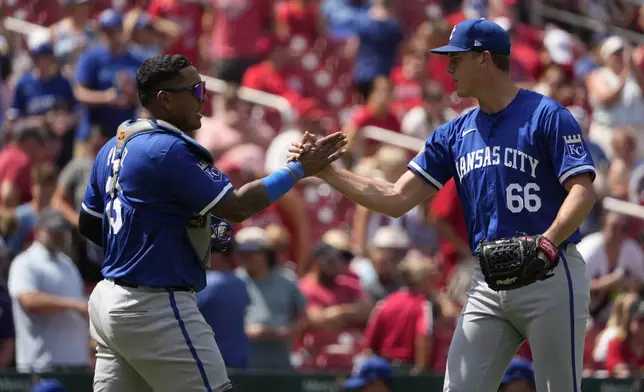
[531,0,644,43]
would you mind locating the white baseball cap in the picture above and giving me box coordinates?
[600,36,626,60]
[544,27,574,65]
[235,227,271,252]
[371,226,410,249]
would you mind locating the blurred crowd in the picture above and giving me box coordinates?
[1,0,644,385]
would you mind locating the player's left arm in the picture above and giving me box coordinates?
[541,107,597,246]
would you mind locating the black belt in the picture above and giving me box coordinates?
[112,278,194,293]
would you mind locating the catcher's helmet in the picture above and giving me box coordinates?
[211,215,233,253]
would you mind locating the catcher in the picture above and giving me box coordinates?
[290,19,595,392]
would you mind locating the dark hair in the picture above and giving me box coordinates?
[491,54,511,72]
[136,54,193,105]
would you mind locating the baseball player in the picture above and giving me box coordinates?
[292,19,595,392]
[78,54,346,392]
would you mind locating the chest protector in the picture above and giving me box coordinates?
[107,119,214,269]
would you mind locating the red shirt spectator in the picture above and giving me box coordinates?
[428,178,469,287]
[242,42,319,115]
[426,55,455,94]
[275,0,322,42]
[0,145,32,207]
[298,249,371,354]
[606,337,644,375]
[0,123,46,208]
[390,48,426,118]
[344,76,401,157]
[299,273,365,310]
[364,288,434,363]
[210,0,274,60]
[148,0,203,63]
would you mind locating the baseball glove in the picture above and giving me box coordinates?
[476,234,560,291]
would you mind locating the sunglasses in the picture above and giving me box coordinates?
[157,81,207,101]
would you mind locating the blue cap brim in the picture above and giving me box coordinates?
[344,377,368,390]
[430,45,470,54]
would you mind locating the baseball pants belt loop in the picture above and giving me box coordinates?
[110,278,195,293]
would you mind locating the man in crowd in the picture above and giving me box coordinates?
[73,9,144,149]
[197,230,251,370]
[8,208,89,373]
[236,226,308,369]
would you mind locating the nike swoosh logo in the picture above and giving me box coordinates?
[462,128,476,137]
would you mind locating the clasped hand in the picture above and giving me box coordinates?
[292,131,347,176]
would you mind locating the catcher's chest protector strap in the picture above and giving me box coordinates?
[109,119,214,269]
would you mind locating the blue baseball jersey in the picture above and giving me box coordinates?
[8,71,76,119]
[409,89,596,251]
[81,121,233,291]
[74,44,144,140]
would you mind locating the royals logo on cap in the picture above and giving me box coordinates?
[563,134,586,160]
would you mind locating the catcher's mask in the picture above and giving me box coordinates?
[211,215,233,253]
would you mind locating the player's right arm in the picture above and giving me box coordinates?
[307,125,453,217]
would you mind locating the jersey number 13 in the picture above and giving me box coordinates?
[506,183,541,213]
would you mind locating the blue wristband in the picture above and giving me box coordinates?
[262,161,305,204]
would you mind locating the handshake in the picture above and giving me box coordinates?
[287,131,348,177]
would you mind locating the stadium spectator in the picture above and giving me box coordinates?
[7,208,89,373]
[579,211,644,324]
[275,0,324,42]
[362,254,437,373]
[6,31,76,126]
[235,226,308,370]
[390,46,426,119]
[607,127,641,199]
[147,0,203,64]
[343,356,393,392]
[499,356,536,392]
[427,178,470,288]
[321,0,370,40]
[606,297,644,377]
[242,37,319,115]
[299,242,372,350]
[0,119,48,208]
[350,226,407,302]
[196,235,251,370]
[51,126,107,290]
[73,9,144,146]
[49,0,95,71]
[593,292,639,366]
[127,13,165,59]
[401,80,457,140]
[6,164,58,258]
[265,223,299,279]
[347,0,404,100]
[587,35,644,158]
[343,76,400,162]
[320,229,360,282]
[208,0,275,85]
[411,21,454,94]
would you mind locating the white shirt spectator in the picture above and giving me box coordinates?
[579,232,644,281]
[8,241,89,372]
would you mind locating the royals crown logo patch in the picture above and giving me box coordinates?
[563,134,586,160]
